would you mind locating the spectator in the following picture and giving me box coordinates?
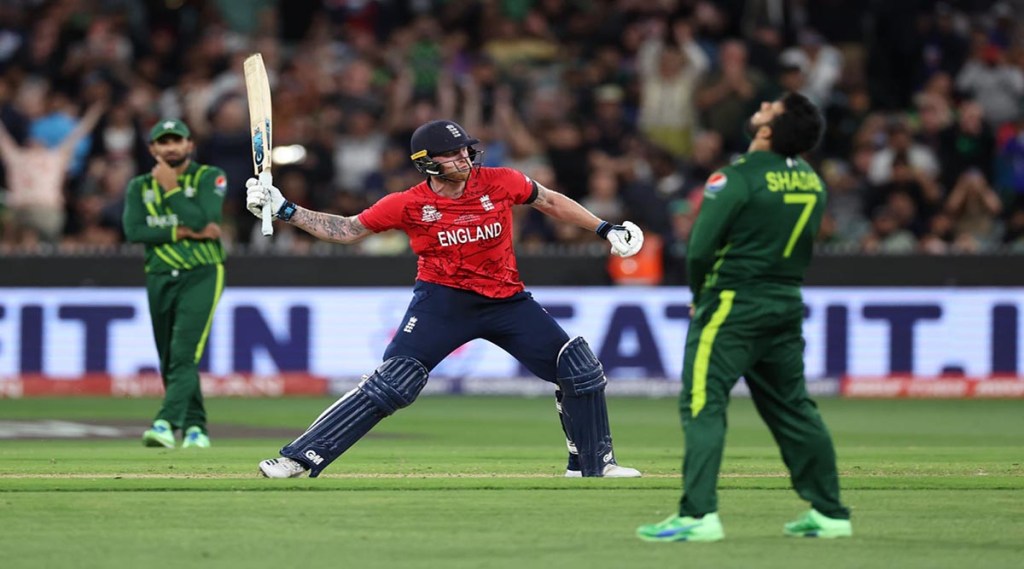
[945,169,1004,251]
[821,159,870,248]
[0,2,1018,254]
[956,41,1024,128]
[0,101,104,246]
[823,86,873,158]
[777,29,843,106]
[636,17,708,158]
[994,104,1024,203]
[865,151,942,236]
[695,40,767,152]
[868,119,940,185]
[919,211,957,254]
[580,168,625,223]
[938,99,995,191]
[861,205,917,254]
[914,90,954,155]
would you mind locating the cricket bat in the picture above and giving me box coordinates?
[243,53,274,236]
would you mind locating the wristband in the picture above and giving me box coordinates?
[277,201,298,221]
[596,221,612,239]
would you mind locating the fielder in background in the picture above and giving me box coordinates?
[247,119,645,479]
[122,119,228,449]
[637,93,852,542]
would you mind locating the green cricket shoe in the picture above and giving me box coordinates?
[182,426,211,449]
[142,419,175,448]
[784,509,853,538]
[636,513,725,542]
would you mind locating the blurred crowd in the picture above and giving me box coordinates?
[1,0,1023,257]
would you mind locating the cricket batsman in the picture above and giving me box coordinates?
[637,92,852,542]
[247,119,645,479]
[122,119,227,449]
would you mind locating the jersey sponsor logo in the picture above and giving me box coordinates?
[214,175,227,196]
[705,172,727,193]
[437,222,503,247]
[143,189,156,204]
[146,214,179,228]
[421,205,443,222]
[184,185,196,198]
[454,214,480,225]
[480,194,494,211]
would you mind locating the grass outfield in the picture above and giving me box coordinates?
[0,397,1021,569]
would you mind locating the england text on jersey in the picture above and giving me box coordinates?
[437,222,503,247]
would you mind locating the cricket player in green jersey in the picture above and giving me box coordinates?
[123,119,227,449]
[638,92,851,542]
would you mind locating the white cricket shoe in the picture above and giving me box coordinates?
[258,457,309,478]
[565,463,642,478]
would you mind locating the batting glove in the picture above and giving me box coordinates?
[245,171,286,219]
[597,220,644,257]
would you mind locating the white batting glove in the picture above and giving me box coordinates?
[245,171,285,218]
[603,220,644,257]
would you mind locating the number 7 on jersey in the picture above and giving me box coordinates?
[243,53,274,236]
[782,194,817,258]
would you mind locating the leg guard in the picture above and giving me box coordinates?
[555,390,581,471]
[555,337,615,476]
[281,356,428,477]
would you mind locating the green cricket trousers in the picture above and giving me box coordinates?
[678,286,849,519]
[146,263,224,433]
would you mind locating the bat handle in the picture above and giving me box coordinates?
[260,200,273,236]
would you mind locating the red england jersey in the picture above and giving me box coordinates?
[358,167,538,298]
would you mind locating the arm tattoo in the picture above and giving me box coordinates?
[531,185,553,209]
[291,208,369,243]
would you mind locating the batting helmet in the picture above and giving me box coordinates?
[409,120,482,176]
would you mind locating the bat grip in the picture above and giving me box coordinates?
[260,200,273,236]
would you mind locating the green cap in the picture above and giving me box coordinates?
[149,118,191,142]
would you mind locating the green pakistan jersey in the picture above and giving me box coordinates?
[122,161,227,273]
[687,150,826,303]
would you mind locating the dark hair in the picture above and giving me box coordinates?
[770,92,824,157]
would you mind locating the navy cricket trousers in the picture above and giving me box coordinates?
[383,281,570,382]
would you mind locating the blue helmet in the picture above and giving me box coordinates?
[409,120,482,176]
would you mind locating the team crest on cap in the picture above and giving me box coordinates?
[705,172,727,193]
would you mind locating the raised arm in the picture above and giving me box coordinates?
[529,183,603,231]
[0,116,18,159]
[245,173,380,243]
[58,101,105,153]
[287,208,373,244]
[531,182,644,256]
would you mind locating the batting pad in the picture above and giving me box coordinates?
[281,356,428,477]
[555,337,615,476]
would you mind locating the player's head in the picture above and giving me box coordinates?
[409,120,483,182]
[746,92,824,157]
[148,118,193,167]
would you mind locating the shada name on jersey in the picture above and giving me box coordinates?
[765,170,823,192]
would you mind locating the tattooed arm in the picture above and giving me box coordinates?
[288,208,373,244]
[530,183,603,231]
